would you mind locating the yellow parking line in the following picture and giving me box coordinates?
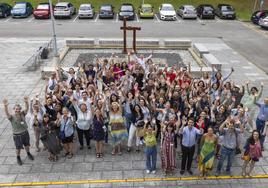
[1,174,268,187]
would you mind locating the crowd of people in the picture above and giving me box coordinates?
[3,50,268,178]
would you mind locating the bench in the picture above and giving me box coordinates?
[202,54,222,71]
[193,43,209,57]
[164,39,191,49]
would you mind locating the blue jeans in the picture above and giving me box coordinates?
[217,146,235,173]
[256,118,266,148]
[145,146,157,171]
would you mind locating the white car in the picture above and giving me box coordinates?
[54,2,76,19]
[177,5,197,19]
[159,4,176,21]
[259,16,268,29]
[78,4,94,19]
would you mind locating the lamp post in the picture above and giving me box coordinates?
[48,0,59,67]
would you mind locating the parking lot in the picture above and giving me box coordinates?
[0,13,238,25]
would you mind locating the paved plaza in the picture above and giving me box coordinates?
[0,36,268,188]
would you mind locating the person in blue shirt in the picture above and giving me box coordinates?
[254,97,268,149]
[179,117,203,175]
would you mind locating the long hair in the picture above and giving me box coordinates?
[247,130,260,145]
[133,104,144,119]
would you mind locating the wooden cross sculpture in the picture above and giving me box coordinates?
[120,18,141,54]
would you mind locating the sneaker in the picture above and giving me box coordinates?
[27,152,34,161]
[151,170,156,174]
[146,170,150,174]
[17,156,22,166]
[180,170,185,175]
[187,170,193,175]
[215,171,220,177]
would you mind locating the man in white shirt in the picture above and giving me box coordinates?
[131,51,153,76]
[79,91,91,110]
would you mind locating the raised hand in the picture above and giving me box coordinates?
[23,96,29,102]
[3,98,8,106]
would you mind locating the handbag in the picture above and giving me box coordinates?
[241,151,250,161]
[59,131,65,140]
[59,118,68,140]
[40,133,48,141]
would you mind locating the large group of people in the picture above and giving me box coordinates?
[3,50,268,178]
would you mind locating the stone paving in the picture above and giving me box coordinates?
[0,38,268,188]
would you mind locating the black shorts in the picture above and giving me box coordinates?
[13,131,30,150]
[61,134,74,144]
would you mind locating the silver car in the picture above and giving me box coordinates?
[177,5,197,19]
[54,2,76,19]
[259,15,268,29]
[78,4,94,19]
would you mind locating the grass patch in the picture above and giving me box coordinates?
[2,0,268,21]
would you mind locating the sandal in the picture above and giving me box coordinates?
[100,153,103,158]
[67,153,73,159]
[96,153,100,158]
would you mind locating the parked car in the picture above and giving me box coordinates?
[215,4,236,19]
[33,3,52,19]
[177,5,197,19]
[0,3,12,18]
[259,15,268,29]
[139,4,154,19]
[54,2,76,19]
[99,4,114,19]
[11,2,33,18]
[196,4,215,19]
[251,10,268,25]
[119,3,135,20]
[78,4,94,19]
[159,4,176,21]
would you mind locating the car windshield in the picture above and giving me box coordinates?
[121,5,133,12]
[142,7,151,12]
[14,4,26,9]
[185,6,195,11]
[162,6,174,11]
[101,6,111,11]
[221,5,233,11]
[37,4,49,9]
[204,6,213,11]
[55,6,67,10]
[80,6,91,10]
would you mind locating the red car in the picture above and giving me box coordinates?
[33,3,52,19]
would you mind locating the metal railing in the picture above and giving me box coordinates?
[23,39,54,71]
